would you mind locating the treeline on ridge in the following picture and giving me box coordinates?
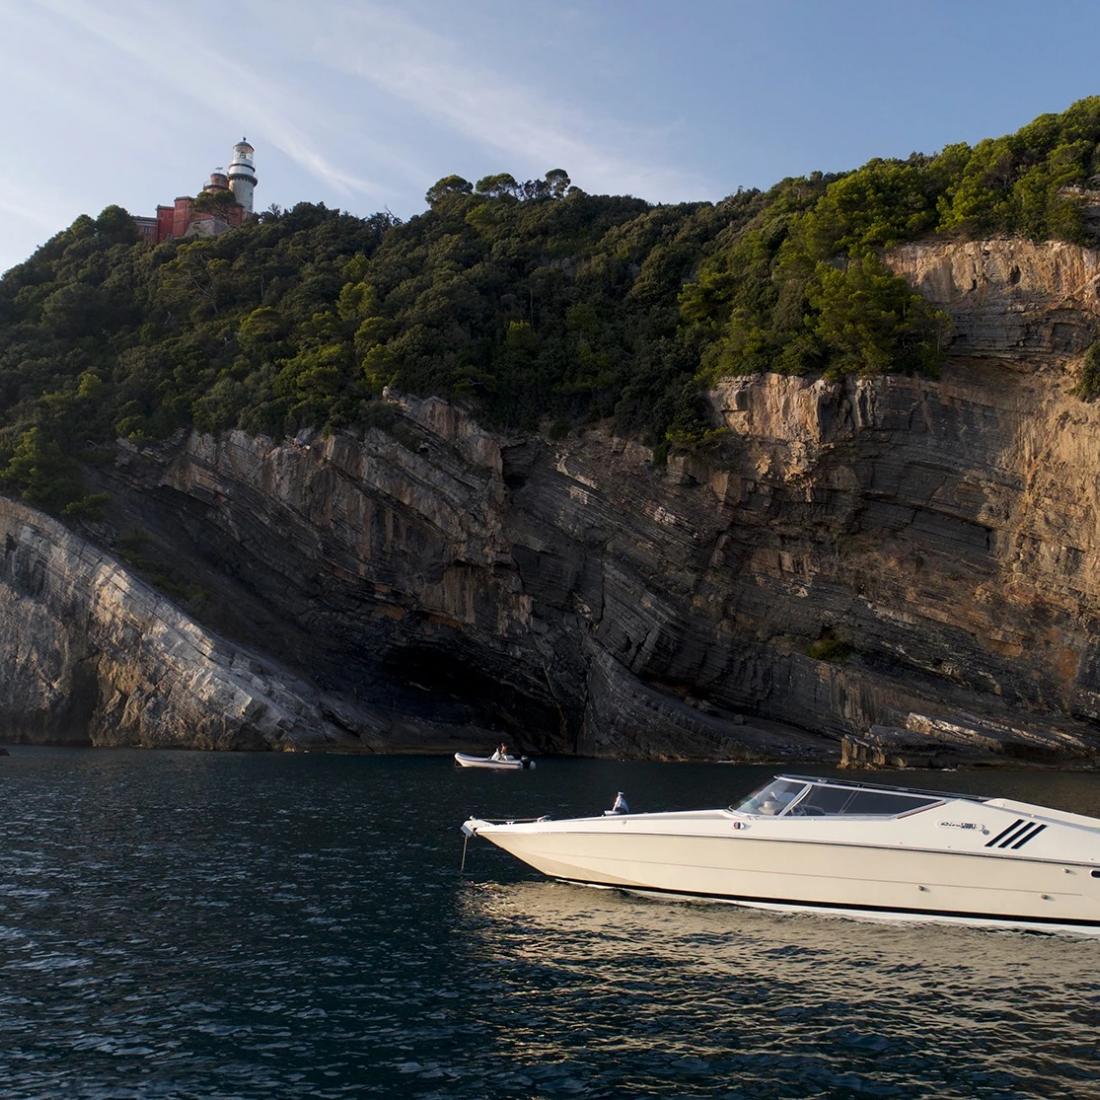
[3,97,1100,513]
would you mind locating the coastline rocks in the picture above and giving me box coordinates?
[0,499,374,750]
[4,238,1100,762]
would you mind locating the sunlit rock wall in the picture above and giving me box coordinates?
[4,237,1100,762]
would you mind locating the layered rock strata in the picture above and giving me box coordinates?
[0,499,372,749]
[4,237,1100,762]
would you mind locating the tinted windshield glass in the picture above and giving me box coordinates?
[786,785,940,817]
[733,780,807,815]
[785,785,853,815]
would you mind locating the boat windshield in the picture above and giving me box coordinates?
[734,779,807,816]
[733,779,943,818]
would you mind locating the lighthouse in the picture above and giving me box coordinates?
[227,138,257,213]
[133,137,259,243]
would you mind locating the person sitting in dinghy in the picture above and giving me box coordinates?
[490,743,509,761]
[604,792,630,815]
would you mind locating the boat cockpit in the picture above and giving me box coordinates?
[731,775,978,819]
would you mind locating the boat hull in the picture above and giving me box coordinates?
[470,824,1100,934]
[454,752,534,770]
[574,883,1100,936]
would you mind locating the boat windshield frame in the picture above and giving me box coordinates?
[779,773,991,804]
[731,776,955,819]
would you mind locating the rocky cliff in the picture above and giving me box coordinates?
[4,237,1100,763]
[0,499,369,750]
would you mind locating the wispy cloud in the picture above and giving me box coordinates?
[37,0,386,199]
[12,0,711,257]
[0,168,88,274]
[269,0,712,201]
[0,177,64,230]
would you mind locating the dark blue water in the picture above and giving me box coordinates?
[1,748,1099,1098]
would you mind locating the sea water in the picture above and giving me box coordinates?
[1,748,1098,1098]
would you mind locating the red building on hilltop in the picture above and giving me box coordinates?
[133,139,258,244]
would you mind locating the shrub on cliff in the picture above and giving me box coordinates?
[807,636,852,663]
[809,256,952,377]
[690,240,952,385]
[1074,341,1100,400]
[0,426,88,511]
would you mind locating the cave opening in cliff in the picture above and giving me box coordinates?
[382,644,563,749]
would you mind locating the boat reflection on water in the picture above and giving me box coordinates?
[455,877,1100,1096]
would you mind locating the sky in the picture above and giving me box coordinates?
[2,0,1100,273]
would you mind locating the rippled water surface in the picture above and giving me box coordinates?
[1,749,1099,1098]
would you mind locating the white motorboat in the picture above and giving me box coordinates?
[454,751,535,771]
[461,774,1100,935]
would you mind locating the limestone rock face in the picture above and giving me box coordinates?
[0,500,373,750]
[4,238,1100,762]
[888,238,1100,362]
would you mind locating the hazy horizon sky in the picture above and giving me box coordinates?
[2,0,1099,273]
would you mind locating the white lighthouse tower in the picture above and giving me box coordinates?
[227,138,257,213]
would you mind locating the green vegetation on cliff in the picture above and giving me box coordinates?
[3,98,1100,510]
